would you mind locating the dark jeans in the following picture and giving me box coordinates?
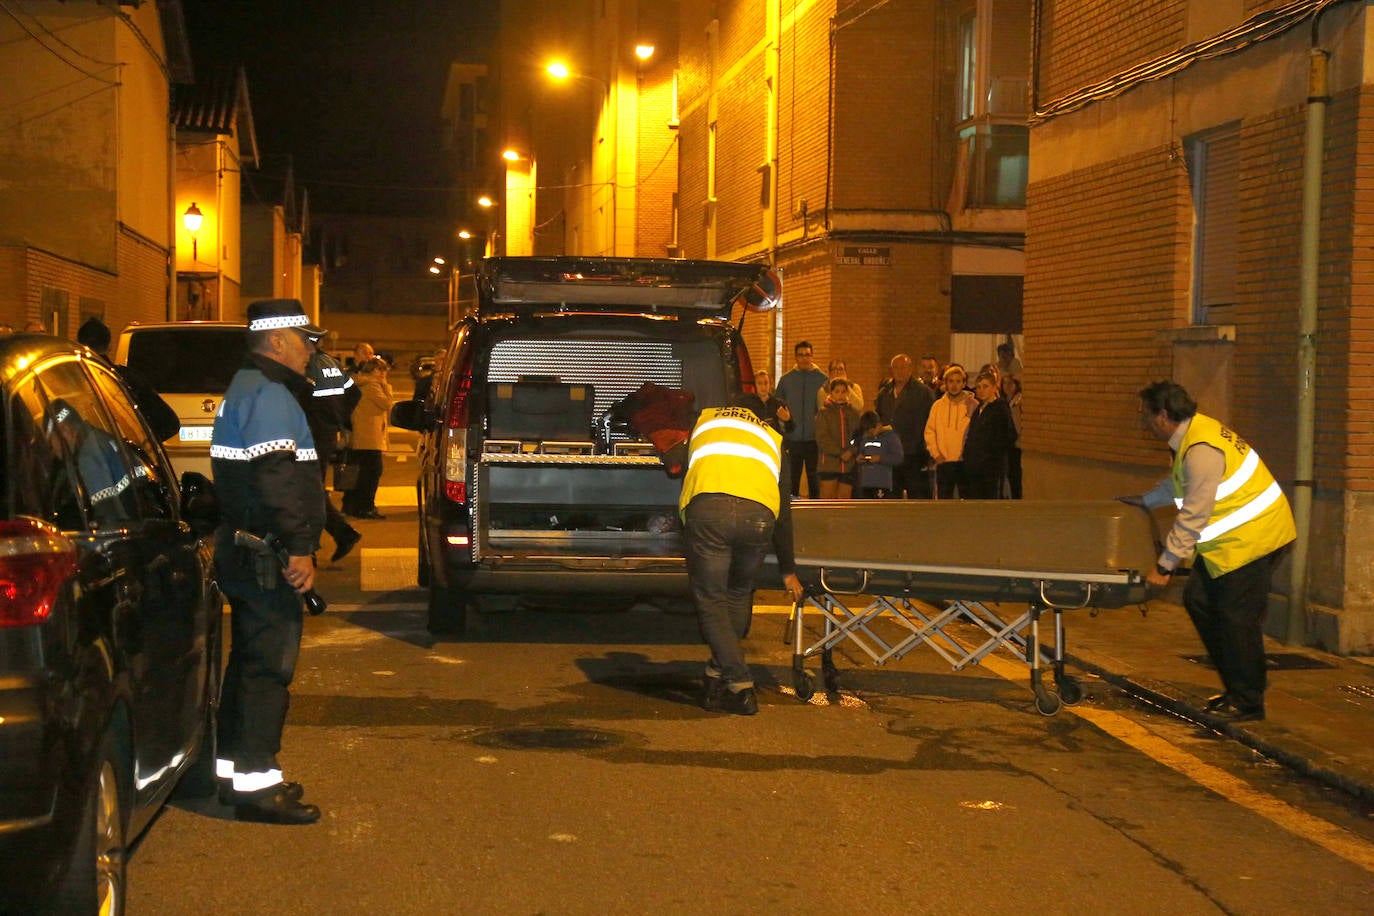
[1183,548,1284,711]
[934,460,964,499]
[343,448,384,514]
[784,440,818,498]
[683,493,775,688]
[215,543,304,773]
[890,454,932,499]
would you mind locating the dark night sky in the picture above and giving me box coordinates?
[182,1,498,216]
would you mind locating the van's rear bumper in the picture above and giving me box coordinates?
[443,559,689,596]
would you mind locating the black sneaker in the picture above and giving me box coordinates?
[700,676,725,710]
[705,686,758,716]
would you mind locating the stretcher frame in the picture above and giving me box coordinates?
[785,560,1147,716]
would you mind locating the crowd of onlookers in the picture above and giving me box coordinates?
[757,340,1023,501]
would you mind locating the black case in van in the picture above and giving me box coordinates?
[487,381,595,441]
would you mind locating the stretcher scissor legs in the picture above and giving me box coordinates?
[787,589,1087,716]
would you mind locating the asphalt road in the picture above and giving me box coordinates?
[127,447,1374,915]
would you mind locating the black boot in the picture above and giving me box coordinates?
[218,778,304,807]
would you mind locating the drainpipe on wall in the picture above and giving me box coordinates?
[767,0,781,375]
[1288,45,1329,646]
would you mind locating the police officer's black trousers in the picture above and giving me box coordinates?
[216,550,304,774]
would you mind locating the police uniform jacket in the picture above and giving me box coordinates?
[304,349,357,450]
[211,352,326,557]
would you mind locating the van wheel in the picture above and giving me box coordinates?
[427,583,468,637]
[55,731,127,914]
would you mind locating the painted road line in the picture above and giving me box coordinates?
[975,650,1374,873]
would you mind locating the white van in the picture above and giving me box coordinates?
[114,321,247,479]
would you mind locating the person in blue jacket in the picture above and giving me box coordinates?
[773,340,828,497]
[211,298,327,825]
[854,410,905,499]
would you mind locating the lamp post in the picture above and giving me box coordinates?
[182,202,203,261]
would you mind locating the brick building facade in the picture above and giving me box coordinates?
[1028,0,1373,652]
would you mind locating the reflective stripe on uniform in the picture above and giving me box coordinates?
[1214,447,1260,501]
[232,768,284,792]
[688,440,780,478]
[212,439,310,461]
[1198,480,1285,545]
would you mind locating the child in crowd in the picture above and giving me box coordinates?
[854,410,904,499]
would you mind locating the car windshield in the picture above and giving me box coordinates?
[125,328,247,394]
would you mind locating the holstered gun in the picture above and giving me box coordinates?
[233,530,328,615]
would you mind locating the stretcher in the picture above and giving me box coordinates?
[785,500,1158,715]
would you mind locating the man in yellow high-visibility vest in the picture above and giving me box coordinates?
[680,401,786,716]
[1122,381,1296,723]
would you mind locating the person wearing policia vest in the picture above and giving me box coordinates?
[680,401,785,716]
[1119,381,1295,723]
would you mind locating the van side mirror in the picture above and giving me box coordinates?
[390,399,434,431]
[179,471,220,536]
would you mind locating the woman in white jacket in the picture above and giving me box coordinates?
[923,363,974,499]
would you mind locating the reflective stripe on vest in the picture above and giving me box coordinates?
[680,407,783,517]
[1172,414,1295,576]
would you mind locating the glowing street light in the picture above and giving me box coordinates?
[477,195,495,208]
[635,44,655,61]
[183,202,204,260]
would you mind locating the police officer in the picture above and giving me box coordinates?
[1121,381,1296,723]
[680,398,785,715]
[303,334,361,562]
[211,299,326,824]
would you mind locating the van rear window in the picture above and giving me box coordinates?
[124,329,247,394]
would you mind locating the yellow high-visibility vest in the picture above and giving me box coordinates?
[1173,413,1296,576]
[679,407,783,518]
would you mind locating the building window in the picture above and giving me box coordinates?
[1186,124,1240,324]
[958,11,978,122]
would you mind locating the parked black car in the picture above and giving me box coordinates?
[0,334,221,913]
[390,256,779,636]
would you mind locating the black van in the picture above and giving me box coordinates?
[390,256,779,635]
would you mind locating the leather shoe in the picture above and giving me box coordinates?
[360,510,387,520]
[1208,700,1265,723]
[234,785,321,825]
[330,527,361,562]
[218,778,304,807]
[1203,693,1230,712]
[704,686,758,716]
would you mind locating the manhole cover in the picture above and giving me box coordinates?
[471,727,624,751]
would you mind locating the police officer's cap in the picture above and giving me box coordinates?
[246,299,327,341]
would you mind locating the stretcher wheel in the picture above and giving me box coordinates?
[1034,686,1062,717]
[793,669,815,702]
[1057,678,1083,706]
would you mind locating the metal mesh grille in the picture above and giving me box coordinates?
[487,339,685,420]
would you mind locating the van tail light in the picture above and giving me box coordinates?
[737,343,757,396]
[0,520,77,628]
[443,343,474,507]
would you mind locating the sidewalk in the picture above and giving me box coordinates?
[1061,598,1374,804]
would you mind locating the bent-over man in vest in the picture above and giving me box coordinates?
[680,400,784,716]
[1121,381,1295,723]
[211,299,327,823]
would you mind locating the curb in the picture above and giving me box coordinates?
[1065,651,1374,806]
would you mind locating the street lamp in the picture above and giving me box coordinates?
[183,202,203,261]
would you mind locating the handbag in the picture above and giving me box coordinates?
[332,449,360,492]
